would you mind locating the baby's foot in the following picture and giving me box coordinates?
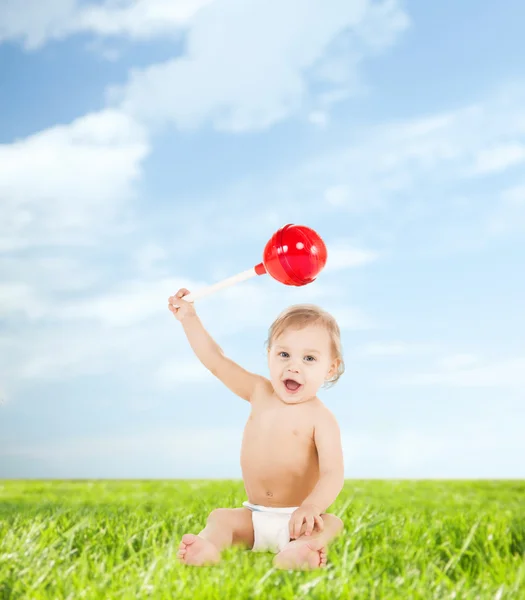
[177,534,220,566]
[274,537,327,570]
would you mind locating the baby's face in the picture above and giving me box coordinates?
[267,324,337,404]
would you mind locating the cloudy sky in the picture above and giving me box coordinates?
[1,0,524,480]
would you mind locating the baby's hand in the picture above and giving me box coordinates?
[168,288,196,322]
[289,504,324,539]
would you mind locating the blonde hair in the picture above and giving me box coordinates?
[265,304,345,387]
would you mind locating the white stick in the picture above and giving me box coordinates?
[174,266,260,305]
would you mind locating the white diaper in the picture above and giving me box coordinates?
[243,501,298,553]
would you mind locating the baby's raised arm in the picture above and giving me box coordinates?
[168,288,262,402]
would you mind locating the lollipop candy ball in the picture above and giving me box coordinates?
[261,224,327,286]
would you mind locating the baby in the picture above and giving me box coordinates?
[168,288,345,570]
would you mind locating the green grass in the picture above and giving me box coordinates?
[1,480,524,599]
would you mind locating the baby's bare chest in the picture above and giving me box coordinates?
[241,408,318,481]
[243,406,315,446]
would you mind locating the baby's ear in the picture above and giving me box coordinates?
[327,358,340,378]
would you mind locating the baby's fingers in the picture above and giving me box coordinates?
[314,516,324,532]
[290,516,301,540]
[289,519,296,539]
[169,288,190,303]
[305,516,315,536]
[168,290,190,310]
[293,519,303,540]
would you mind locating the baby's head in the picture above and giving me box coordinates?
[265,304,344,404]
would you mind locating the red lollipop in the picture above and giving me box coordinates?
[180,224,327,304]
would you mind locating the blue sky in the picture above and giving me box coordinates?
[1,0,524,480]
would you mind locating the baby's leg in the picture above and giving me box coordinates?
[274,513,344,571]
[178,508,254,566]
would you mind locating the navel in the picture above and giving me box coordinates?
[266,490,273,498]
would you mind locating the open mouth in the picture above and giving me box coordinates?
[283,379,303,393]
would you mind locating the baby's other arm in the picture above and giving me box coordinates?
[168,288,262,402]
[301,408,345,513]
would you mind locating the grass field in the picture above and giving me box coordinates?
[1,480,524,599]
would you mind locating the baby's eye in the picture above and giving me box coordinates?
[304,356,316,362]
[279,352,289,358]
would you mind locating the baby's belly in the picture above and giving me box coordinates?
[240,431,319,507]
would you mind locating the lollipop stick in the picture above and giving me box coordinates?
[176,264,265,305]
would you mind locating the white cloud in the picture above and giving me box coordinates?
[253,81,525,257]
[361,342,411,356]
[322,183,383,213]
[324,239,379,270]
[437,354,479,370]
[2,256,100,293]
[0,282,40,320]
[134,243,168,276]
[308,111,329,128]
[111,0,409,132]
[0,275,200,386]
[324,185,350,207]
[0,256,103,321]
[57,276,197,327]
[0,0,76,50]
[0,382,8,407]
[0,109,150,251]
[0,426,245,478]
[468,142,525,176]
[330,306,376,330]
[341,416,525,477]
[501,184,525,207]
[3,322,167,381]
[154,359,215,389]
[324,184,366,209]
[0,0,213,49]
[73,0,214,39]
[485,183,525,235]
[395,356,525,389]
[298,85,525,214]
[358,341,439,358]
